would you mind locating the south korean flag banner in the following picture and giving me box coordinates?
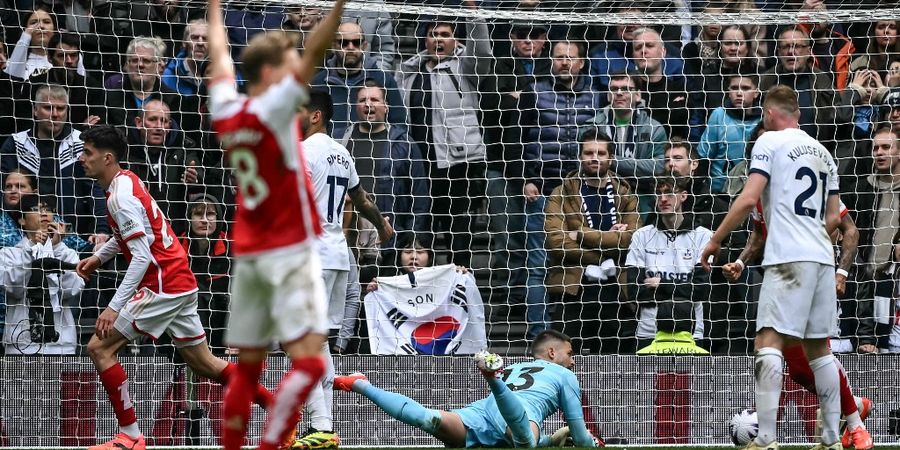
[365,264,488,355]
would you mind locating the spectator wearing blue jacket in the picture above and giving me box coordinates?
[519,40,600,337]
[338,80,431,236]
[162,18,229,97]
[698,73,762,193]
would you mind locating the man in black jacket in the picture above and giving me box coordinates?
[104,36,201,144]
[845,126,900,351]
[125,99,204,235]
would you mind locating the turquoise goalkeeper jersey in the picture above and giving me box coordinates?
[453,359,594,447]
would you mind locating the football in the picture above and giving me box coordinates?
[729,409,759,446]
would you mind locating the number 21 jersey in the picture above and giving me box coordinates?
[749,128,839,267]
[209,75,322,256]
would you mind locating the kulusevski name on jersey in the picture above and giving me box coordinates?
[749,128,838,267]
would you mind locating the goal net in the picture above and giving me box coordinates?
[1,0,900,446]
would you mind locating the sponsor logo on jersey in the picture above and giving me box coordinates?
[753,153,769,162]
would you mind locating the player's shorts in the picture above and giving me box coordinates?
[452,399,541,448]
[322,268,348,331]
[756,261,837,339]
[115,288,206,348]
[227,244,328,348]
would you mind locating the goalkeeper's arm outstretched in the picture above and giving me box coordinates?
[333,330,598,448]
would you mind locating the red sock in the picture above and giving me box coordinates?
[99,363,138,428]
[258,356,326,450]
[219,362,275,409]
[221,361,264,450]
[783,344,817,394]
[837,361,858,417]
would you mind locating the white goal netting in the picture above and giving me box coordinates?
[1,0,900,446]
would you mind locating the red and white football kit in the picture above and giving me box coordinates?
[209,74,327,348]
[93,169,204,346]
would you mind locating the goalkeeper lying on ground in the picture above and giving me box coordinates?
[333,330,598,448]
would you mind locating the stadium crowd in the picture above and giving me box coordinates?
[0,0,899,356]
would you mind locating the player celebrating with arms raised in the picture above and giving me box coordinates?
[701,85,844,450]
[76,126,274,450]
[334,331,598,448]
[206,0,345,448]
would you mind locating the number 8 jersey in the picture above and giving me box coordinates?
[208,75,322,256]
[748,128,839,267]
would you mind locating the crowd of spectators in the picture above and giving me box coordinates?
[1,0,899,356]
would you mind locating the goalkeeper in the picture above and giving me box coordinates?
[333,330,598,448]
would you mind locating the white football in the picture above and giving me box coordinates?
[729,409,759,446]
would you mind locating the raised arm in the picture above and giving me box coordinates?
[207,0,235,83]
[297,0,346,83]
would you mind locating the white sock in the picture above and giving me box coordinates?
[754,347,783,446]
[810,354,841,445]
[121,422,141,439]
[306,342,335,431]
[846,411,863,431]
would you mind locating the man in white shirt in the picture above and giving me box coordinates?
[293,90,393,449]
[701,85,844,450]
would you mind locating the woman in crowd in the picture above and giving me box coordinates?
[177,194,231,353]
[0,169,90,251]
[3,6,56,80]
[851,20,900,77]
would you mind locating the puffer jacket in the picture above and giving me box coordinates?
[521,74,601,195]
[397,20,492,169]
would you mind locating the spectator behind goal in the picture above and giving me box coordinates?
[626,177,711,355]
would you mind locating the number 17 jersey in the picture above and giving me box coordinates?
[748,128,839,267]
[208,75,322,257]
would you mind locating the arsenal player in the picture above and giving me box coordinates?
[75,125,273,450]
[206,0,345,449]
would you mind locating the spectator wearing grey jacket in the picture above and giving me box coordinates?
[397,0,492,267]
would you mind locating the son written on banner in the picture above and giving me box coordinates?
[365,264,487,355]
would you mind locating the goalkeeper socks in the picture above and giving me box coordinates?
[753,347,783,446]
[258,356,326,450]
[487,377,536,447]
[355,381,443,435]
[219,362,274,409]
[98,363,140,439]
[810,354,841,444]
[222,360,264,450]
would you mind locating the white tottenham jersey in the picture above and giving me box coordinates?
[749,128,839,267]
[625,224,712,339]
[303,132,361,271]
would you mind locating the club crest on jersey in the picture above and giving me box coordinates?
[682,249,695,261]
